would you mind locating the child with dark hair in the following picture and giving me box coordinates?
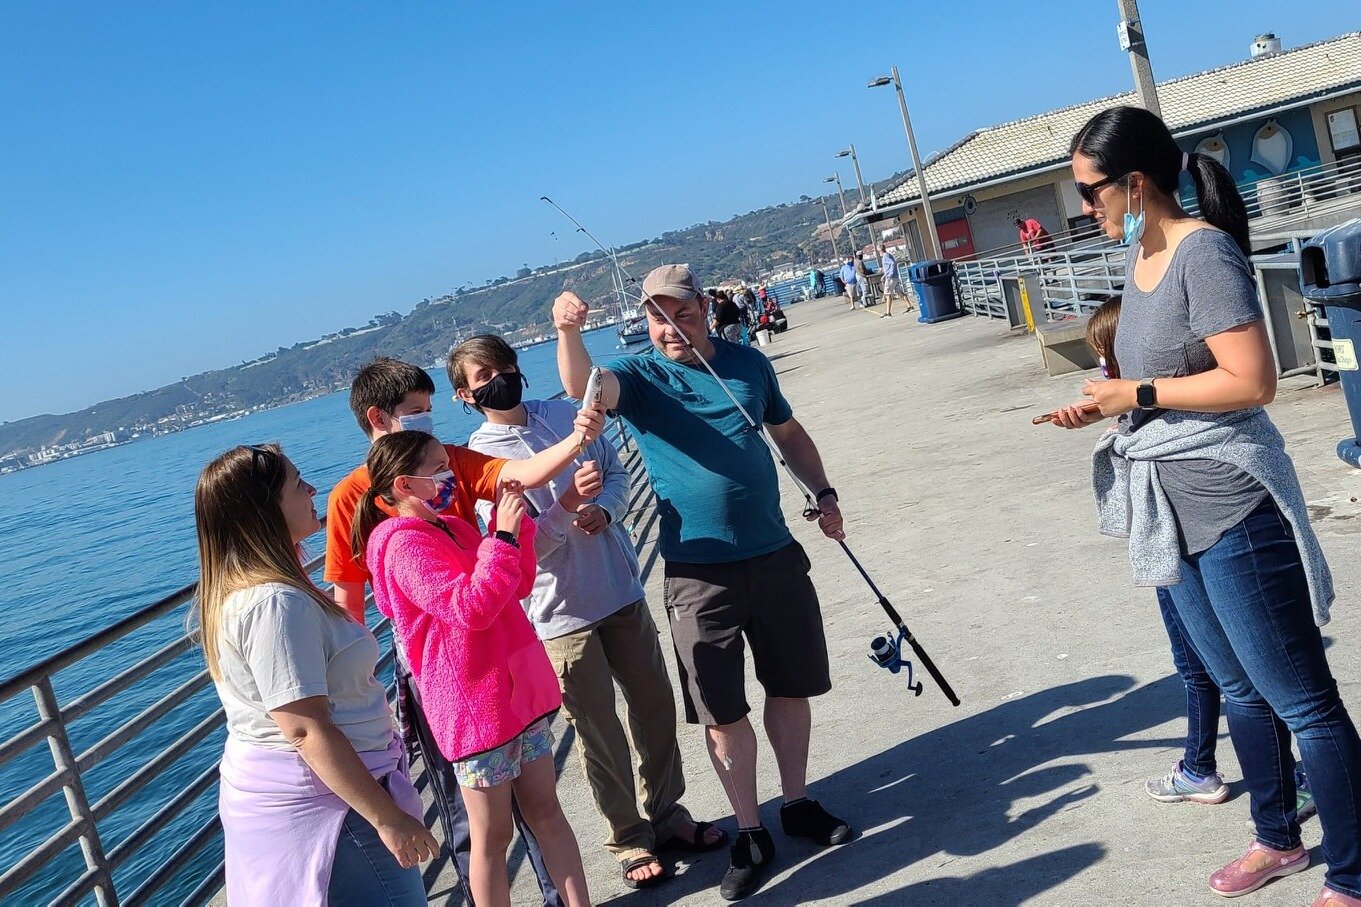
[354,431,590,907]
[1085,296,1317,821]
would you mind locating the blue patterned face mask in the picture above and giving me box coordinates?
[404,469,456,513]
[1121,182,1145,247]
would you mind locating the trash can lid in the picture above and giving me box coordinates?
[1301,218,1361,302]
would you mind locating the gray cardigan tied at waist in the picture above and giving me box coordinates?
[1092,407,1334,626]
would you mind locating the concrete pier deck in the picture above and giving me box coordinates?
[480,295,1361,905]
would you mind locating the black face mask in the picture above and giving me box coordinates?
[472,371,528,411]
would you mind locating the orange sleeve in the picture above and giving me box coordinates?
[446,445,505,527]
[323,467,373,584]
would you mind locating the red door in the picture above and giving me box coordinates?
[936,218,975,260]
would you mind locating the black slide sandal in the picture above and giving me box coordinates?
[620,854,669,889]
[659,820,729,853]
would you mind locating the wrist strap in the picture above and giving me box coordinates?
[815,487,838,502]
[493,529,519,548]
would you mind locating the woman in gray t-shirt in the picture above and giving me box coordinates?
[1055,106,1361,904]
[194,444,437,904]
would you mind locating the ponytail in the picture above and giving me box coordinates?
[1071,105,1252,257]
[1186,152,1251,257]
[351,430,441,567]
[351,487,387,569]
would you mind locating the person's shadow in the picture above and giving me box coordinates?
[603,672,1187,905]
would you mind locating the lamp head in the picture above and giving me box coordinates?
[868,76,892,88]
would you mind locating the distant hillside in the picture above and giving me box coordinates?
[0,177,901,463]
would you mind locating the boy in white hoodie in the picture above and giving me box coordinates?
[453,335,726,891]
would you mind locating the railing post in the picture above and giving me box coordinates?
[1299,170,1311,214]
[34,678,117,907]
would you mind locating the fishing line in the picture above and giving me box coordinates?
[540,196,959,707]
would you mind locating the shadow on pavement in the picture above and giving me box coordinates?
[600,673,1184,904]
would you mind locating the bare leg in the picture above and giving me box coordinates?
[459,782,515,907]
[706,717,761,827]
[763,697,811,802]
[512,755,591,907]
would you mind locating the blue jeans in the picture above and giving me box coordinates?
[1155,587,1221,777]
[329,804,428,906]
[1165,499,1361,897]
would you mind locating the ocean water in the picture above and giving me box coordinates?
[0,326,629,903]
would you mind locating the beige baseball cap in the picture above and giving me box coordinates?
[640,263,702,303]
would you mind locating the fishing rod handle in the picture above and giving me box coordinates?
[902,634,961,707]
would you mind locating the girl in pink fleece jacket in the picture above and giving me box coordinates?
[353,430,589,907]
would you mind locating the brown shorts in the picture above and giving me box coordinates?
[662,540,832,726]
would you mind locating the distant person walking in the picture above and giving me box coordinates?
[877,244,911,317]
[1053,104,1361,905]
[1015,216,1053,254]
[808,268,824,299]
[838,259,858,310]
[853,252,874,307]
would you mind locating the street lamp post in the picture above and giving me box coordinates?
[835,145,870,208]
[869,66,941,260]
[823,173,861,251]
[818,197,841,260]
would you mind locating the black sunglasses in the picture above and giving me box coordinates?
[247,444,281,486]
[1074,173,1125,206]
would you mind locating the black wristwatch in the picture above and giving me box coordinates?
[815,487,838,503]
[494,530,519,548]
[1136,380,1158,410]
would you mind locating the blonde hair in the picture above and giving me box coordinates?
[192,444,350,680]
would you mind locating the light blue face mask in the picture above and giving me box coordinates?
[1121,182,1145,247]
[396,412,435,435]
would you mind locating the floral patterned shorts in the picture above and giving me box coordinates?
[452,717,555,788]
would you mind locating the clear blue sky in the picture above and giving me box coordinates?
[1,1,1352,422]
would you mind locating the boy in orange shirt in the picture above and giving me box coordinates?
[323,356,603,622]
[323,356,604,907]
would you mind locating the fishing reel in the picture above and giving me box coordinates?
[868,629,923,696]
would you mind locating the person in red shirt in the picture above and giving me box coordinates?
[1015,216,1054,253]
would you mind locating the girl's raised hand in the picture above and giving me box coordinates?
[496,486,527,539]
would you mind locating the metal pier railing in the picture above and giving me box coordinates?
[0,410,654,906]
[953,155,1361,325]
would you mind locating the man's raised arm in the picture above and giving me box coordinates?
[553,291,621,409]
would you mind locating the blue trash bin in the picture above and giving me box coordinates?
[908,260,965,324]
[1300,219,1361,468]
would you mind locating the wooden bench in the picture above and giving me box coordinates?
[1035,315,1097,377]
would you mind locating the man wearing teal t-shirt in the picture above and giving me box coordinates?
[552,264,852,901]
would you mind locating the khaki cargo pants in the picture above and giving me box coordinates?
[541,600,692,858]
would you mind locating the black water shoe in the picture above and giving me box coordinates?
[780,798,852,845]
[720,827,775,901]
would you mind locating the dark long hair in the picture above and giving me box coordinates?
[351,430,441,566]
[1070,105,1250,256]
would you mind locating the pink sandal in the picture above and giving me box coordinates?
[1313,886,1361,907]
[1209,840,1308,898]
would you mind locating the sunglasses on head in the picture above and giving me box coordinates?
[1074,173,1126,206]
[247,444,281,484]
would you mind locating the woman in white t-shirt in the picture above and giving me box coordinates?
[193,443,438,905]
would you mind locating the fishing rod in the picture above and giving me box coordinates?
[540,196,960,707]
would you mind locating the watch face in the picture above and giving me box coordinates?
[1137,383,1156,408]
